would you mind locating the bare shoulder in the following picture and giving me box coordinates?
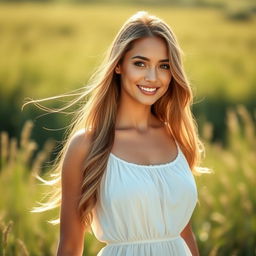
[61,128,94,182]
[63,128,94,164]
[62,127,94,174]
[67,128,93,154]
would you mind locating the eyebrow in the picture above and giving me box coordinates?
[131,55,169,63]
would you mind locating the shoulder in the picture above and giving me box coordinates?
[67,128,93,153]
[63,128,93,168]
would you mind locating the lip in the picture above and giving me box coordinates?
[137,85,159,95]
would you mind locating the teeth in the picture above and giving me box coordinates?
[139,86,157,92]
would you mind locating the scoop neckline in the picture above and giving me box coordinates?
[109,141,181,169]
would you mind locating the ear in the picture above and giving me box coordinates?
[115,64,121,74]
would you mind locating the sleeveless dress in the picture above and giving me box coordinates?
[91,141,198,256]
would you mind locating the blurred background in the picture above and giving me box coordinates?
[0,0,255,255]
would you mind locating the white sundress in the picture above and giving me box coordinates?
[91,141,198,256]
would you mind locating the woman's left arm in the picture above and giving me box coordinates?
[180,221,200,256]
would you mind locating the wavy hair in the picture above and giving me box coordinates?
[23,11,210,232]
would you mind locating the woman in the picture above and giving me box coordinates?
[28,11,209,256]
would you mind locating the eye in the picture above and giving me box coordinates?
[160,64,170,70]
[134,61,145,67]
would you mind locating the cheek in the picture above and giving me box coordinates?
[124,65,143,83]
[160,72,172,86]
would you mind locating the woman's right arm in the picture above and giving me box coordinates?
[56,129,92,256]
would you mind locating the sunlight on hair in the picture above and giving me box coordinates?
[24,10,211,231]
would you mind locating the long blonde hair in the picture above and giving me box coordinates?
[23,11,210,232]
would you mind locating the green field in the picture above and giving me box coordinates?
[0,3,255,100]
[0,3,256,140]
[0,3,256,256]
[1,105,255,255]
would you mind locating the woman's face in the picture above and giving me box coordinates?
[115,36,172,106]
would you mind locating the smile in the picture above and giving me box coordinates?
[137,85,159,95]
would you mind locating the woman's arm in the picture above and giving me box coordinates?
[57,130,92,256]
[180,221,200,256]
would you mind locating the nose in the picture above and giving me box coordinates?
[145,67,157,82]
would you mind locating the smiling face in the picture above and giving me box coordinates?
[115,36,172,106]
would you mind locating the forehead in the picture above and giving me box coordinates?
[125,36,169,60]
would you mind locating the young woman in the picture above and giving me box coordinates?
[28,11,210,256]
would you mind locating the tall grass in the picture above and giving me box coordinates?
[0,121,57,255]
[0,120,104,255]
[0,106,255,255]
[193,105,256,256]
[0,3,255,255]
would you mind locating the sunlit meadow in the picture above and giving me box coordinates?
[1,105,255,255]
[0,2,255,256]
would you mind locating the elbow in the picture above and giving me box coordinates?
[56,240,84,256]
[57,247,83,256]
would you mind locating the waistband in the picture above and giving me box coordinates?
[106,235,181,247]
